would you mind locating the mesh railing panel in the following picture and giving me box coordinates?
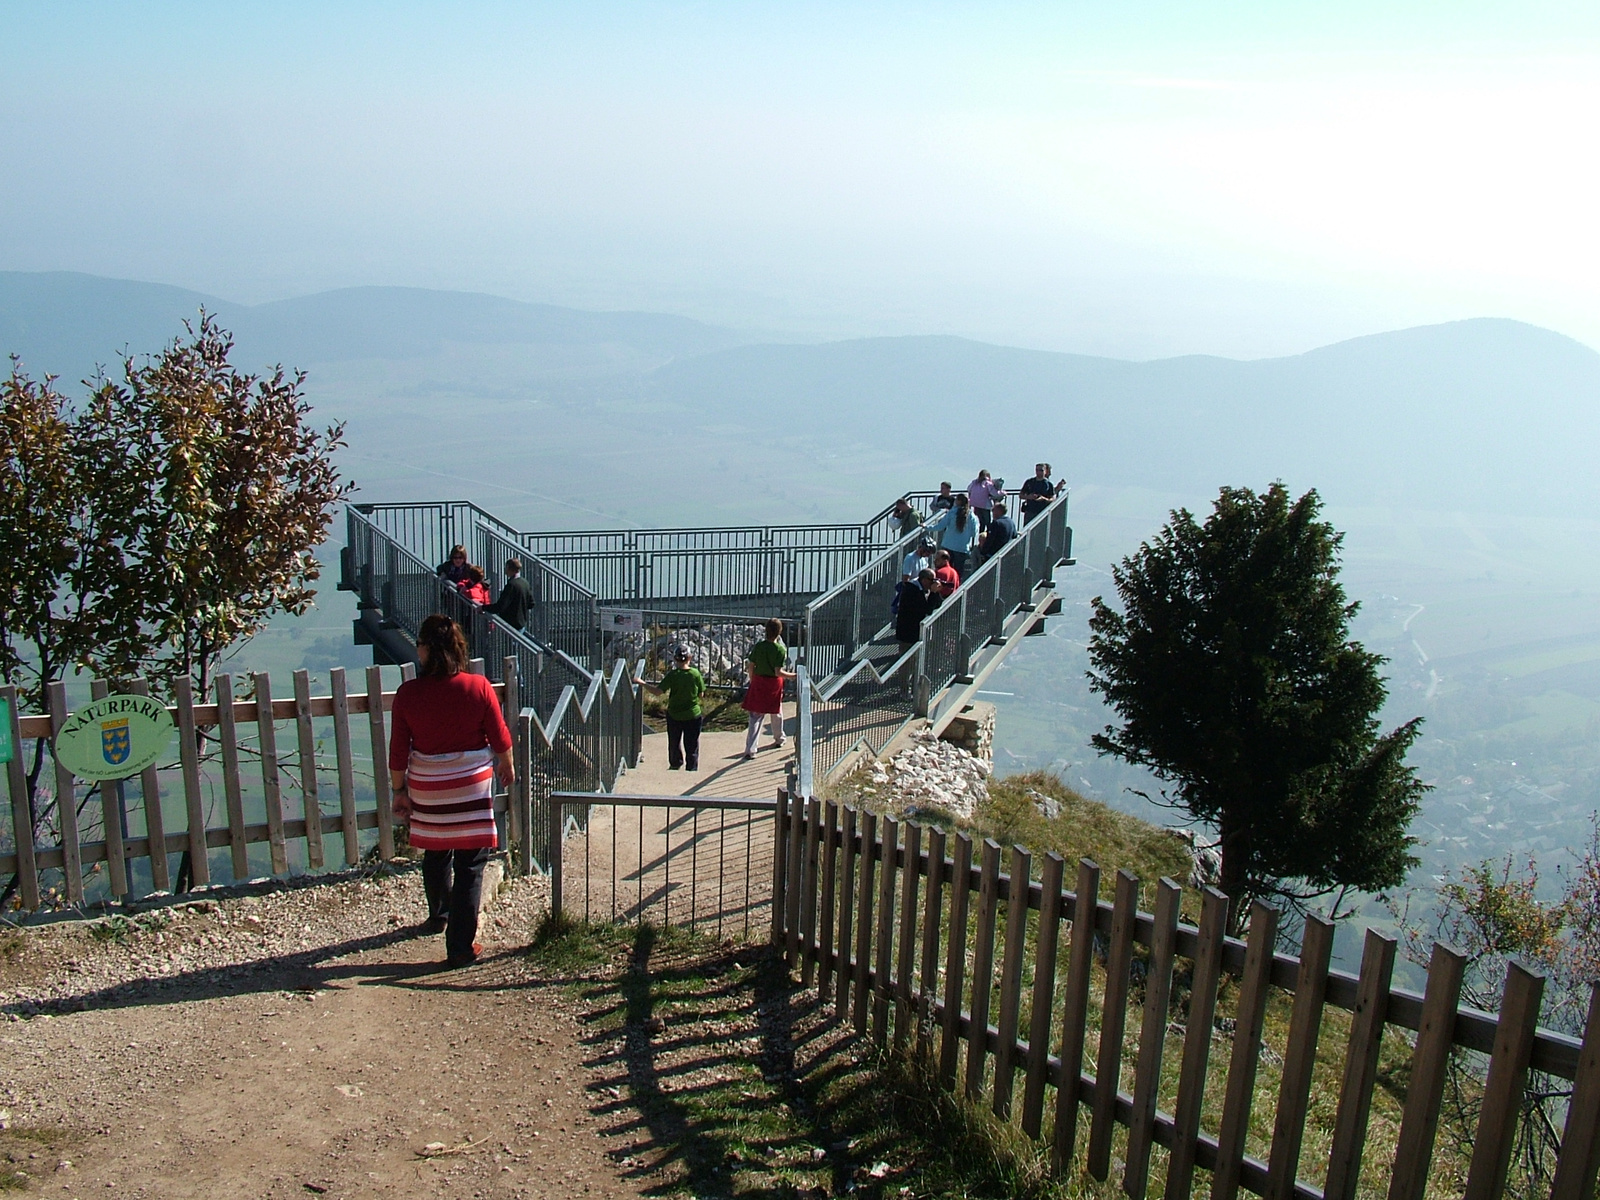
[916,492,1071,701]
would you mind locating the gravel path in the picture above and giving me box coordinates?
[0,867,643,1200]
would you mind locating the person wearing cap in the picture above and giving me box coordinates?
[638,646,707,771]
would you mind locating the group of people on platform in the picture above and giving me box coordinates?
[891,462,1065,648]
[437,548,533,631]
[393,468,1059,965]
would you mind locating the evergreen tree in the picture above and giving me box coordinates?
[1087,483,1425,929]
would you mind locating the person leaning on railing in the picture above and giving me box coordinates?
[437,543,470,584]
[388,614,515,969]
[978,500,1016,563]
[489,557,533,631]
[742,618,795,760]
[895,568,943,651]
[1017,462,1064,527]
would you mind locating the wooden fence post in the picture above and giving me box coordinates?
[993,845,1032,1118]
[127,679,170,893]
[45,682,84,904]
[1166,887,1229,1200]
[872,817,899,1046]
[329,667,359,867]
[1,685,39,910]
[215,674,248,882]
[1552,982,1600,1200]
[894,822,922,1048]
[365,665,394,862]
[835,806,858,1016]
[1052,858,1100,1173]
[1126,878,1183,1198]
[1087,869,1140,1181]
[173,677,208,888]
[1213,901,1280,1200]
[292,670,325,871]
[1386,942,1466,1200]
[254,673,289,876]
[964,840,1003,1102]
[851,811,878,1036]
[1266,914,1335,1200]
[939,833,974,1087]
[1323,928,1398,1200]
[818,800,840,999]
[1464,962,1546,1200]
[1021,852,1065,1139]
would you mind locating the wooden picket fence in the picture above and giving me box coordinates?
[771,794,1600,1200]
[0,660,524,910]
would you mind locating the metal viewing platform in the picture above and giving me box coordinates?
[339,489,1072,859]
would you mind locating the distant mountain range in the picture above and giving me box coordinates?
[0,271,755,383]
[4,270,1597,517]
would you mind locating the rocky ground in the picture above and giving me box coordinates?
[0,866,642,1200]
[855,730,991,820]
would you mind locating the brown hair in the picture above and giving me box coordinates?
[463,564,484,585]
[448,544,467,560]
[764,618,784,641]
[505,558,522,574]
[417,614,469,677]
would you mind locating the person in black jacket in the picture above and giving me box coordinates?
[895,568,943,650]
[489,559,534,631]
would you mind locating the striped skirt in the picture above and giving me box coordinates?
[405,748,498,851]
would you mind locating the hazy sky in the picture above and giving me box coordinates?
[3,2,1596,358]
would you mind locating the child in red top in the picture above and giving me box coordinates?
[457,564,491,606]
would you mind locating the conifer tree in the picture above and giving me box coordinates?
[1087,482,1425,929]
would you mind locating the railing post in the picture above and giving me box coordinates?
[517,711,534,876]
[549,793,564,919]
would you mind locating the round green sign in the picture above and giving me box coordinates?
[54,694,177,781]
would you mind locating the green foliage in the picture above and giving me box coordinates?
[0,363,98,714]
[0,317,348,706]
[82,314,351,695]
[1087,482,1426,926]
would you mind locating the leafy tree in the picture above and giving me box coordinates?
[0,362,87,715]
[1087,482,1425,929]
[84,314,351,697]
[0,319,349,900]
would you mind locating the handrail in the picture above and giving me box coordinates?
[795,665,814,799]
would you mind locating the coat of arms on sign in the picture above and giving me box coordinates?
[101,717,131,766]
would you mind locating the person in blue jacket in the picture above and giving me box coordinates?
[927,493,980,575]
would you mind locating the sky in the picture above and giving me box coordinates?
[2,1,1597,359]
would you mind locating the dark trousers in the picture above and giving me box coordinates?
[667,716,702,769]
[422,847,490,958]
[946,549,969,577]
[974,506,992,531]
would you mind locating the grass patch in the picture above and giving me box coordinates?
[0,1127,77,1191]
[529,920,1110,1198]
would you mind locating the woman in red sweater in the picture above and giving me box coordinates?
[389,614,514,968]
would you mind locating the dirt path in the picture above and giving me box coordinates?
[0,873,644,1200]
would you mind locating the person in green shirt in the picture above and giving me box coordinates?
[742,618,795,758]
[639,645,706,770]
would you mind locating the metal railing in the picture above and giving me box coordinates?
[800,527,923,680]
[547,791,778,939]
[917,491,1073,716]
